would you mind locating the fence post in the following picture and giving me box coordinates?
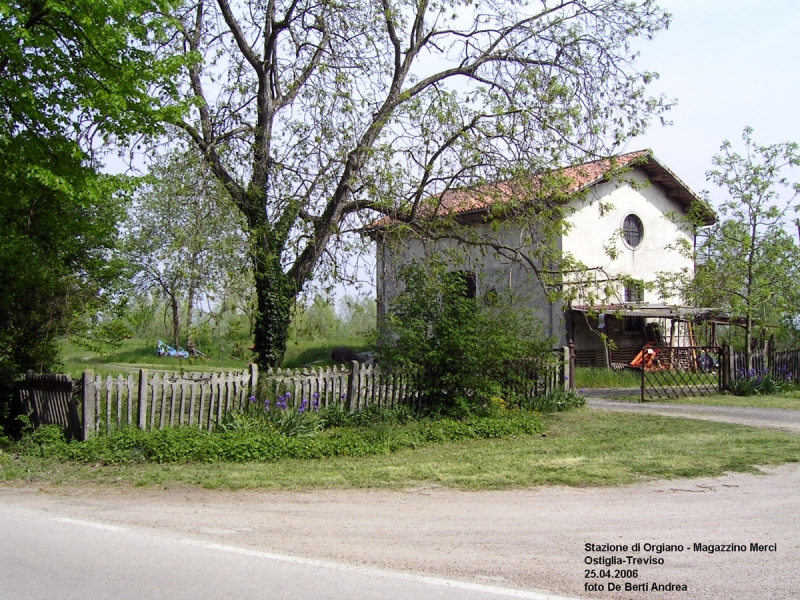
[768,334,775,375]
[568,340,576,390]
[81,370,95,441]
[346,361,358,411]
[721,344,731,391]
[23,370,38,428]
[249,363,259,397]
[137,369,148,430]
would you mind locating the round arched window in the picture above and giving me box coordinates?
[623,214,643,248]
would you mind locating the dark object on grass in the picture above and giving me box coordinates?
[331,346,358,363]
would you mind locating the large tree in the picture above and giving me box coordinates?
[692,129,800,368]
[163,0,673,367]
[0,0,182,414]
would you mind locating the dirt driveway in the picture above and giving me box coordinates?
[2,457,799,600]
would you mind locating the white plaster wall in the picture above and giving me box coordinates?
[561,168,694,305]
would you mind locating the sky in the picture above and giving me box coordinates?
[628,0,800,202]
[332,0,800,300]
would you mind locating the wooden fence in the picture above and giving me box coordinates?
[17,372,82,440]
[729,347,800,383]
[17,349,572,439]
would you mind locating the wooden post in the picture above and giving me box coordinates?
[767,334,775,375]
[641,355,646,403]
[23,370,37,428]
[137,369,148,430]
[721,344,731,391]
[249,363,259,399]
[346,361,358,412]
[568,339,576,390]
[81,370,95,440]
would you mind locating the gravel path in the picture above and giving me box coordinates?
[586,398,800,434]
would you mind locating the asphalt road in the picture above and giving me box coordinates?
[0,503,577,600]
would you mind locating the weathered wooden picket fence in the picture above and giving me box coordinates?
[730,347,800,383]
[259,363,422,412]
[82,367,257,437]
[17,348,572,439]
[17,372,82,440]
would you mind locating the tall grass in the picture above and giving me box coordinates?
[575,367,641,388]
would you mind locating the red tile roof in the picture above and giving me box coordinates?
[371,150,715,228]
[434,150,651,217]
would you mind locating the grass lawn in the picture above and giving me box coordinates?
[642,393,800,411]
[60,338,250,378]
[59,336,376,377]
[3,409,799,490]
[575,367,641,388]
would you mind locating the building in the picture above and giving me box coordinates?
[373,150,718,366]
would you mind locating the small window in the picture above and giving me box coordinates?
[623,214,643,248]
[624,316,645,333]
[624,280,644,303]
[450,270,477,299]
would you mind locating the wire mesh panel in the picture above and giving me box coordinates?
[641,346,722,401]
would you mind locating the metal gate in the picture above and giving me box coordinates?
[641,346,723,401]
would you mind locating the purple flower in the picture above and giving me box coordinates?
[264,400,271,410]
[312,392,320,399]
[249,395,257,402]
[340,392,347,399]
[312,400,320,410]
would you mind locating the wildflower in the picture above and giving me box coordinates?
[340,392,347,399]
[249,395,257,402]
[312,392,320,399]
[264,400,271,410]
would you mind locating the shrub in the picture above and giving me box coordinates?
[380,259,552,415]
[12,411,546,464]
[217,393,321,437]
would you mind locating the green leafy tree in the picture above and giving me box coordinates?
[380,260,551,414]
[693,129,800,367]
[0,0,182,428]
[123,145,250,351]
[161,0,673,368]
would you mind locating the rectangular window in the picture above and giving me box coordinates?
[624,280,644,303]
[450,270,477,299]
[623,316,646,333]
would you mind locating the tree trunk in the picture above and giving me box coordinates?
[745,313,752,375]
[251,258,294,368]
[186,286,196,354]
[170,294,181,349]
